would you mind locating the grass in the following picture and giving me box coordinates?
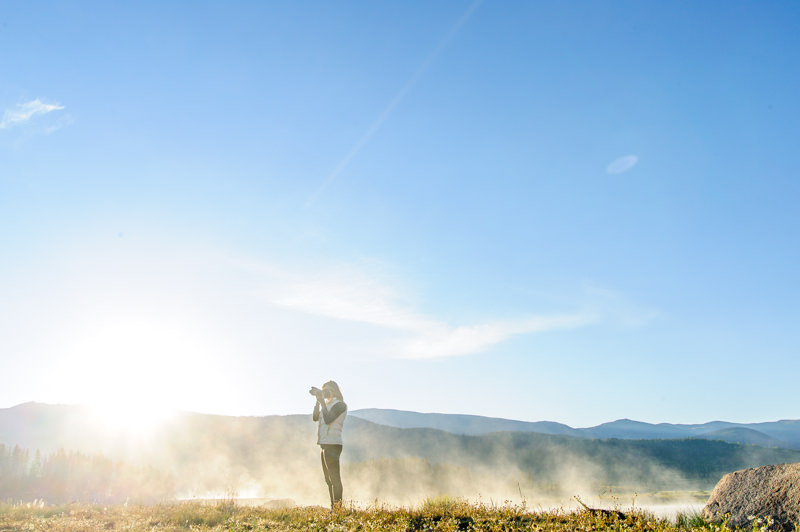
[0,499,747,531]
[675,509,711,530]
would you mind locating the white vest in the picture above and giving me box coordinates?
[317,398,346,445]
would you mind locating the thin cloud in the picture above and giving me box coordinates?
[261,264,597,359]
[0,99,65,129]
[400,313,595,359]
[271,274,430,331]
[580,283,660,328]
[229,256,656,360]
[606,154,638,175]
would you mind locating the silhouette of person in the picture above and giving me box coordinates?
[311,380,347,509]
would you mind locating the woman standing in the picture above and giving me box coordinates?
[311,381,347,509]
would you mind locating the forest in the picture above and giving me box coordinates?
[0,444,173,504]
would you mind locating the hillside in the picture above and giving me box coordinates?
[694,427,786,448]
[349,408,583,437]
[2,402,800,504]
[350,409,800,449]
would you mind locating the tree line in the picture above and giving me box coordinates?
[0,444,174,504]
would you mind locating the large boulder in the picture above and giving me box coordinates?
[702,463,800,531]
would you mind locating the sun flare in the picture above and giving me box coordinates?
[61,313,218,435]
[90,397,176,435]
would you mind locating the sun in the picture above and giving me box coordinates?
[90,396,176,435]
[62,313,216,436]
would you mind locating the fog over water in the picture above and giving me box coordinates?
[4,402,798,517]
[164,415,710,513]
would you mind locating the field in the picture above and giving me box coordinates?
[0,498,757,532]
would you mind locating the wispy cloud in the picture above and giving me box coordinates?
[580,283,660,328]
[606,154,638,175]
[251,262,599,359]
[0,99,65,129]
[400,313,595,359]
[269,270,431,331]
[226,255,658,360]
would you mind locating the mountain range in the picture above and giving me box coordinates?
[350,408,800,449]
[2,402,800,504]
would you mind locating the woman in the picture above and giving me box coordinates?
[311,380,347,509]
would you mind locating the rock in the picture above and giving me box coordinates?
[702,462,800,531]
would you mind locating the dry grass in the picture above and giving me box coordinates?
[0,500,740,531]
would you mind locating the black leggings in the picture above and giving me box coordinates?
[320,444,343,507]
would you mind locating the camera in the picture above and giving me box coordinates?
[309,386,323,396]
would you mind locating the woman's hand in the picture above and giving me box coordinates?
[309,386,323,398]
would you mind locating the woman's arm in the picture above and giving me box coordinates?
[319,401,347,424]
[312,401,321,422]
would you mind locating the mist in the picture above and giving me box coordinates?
[2,403,798,513]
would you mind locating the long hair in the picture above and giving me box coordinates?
[322,380,344,401]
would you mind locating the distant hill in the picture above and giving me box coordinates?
[583,419,800,448]
[3,402,800,504]
[350,409,800,449]
[694,427,786,448]
[349,408,583,437]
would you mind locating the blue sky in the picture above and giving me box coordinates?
[1,1,798,427]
